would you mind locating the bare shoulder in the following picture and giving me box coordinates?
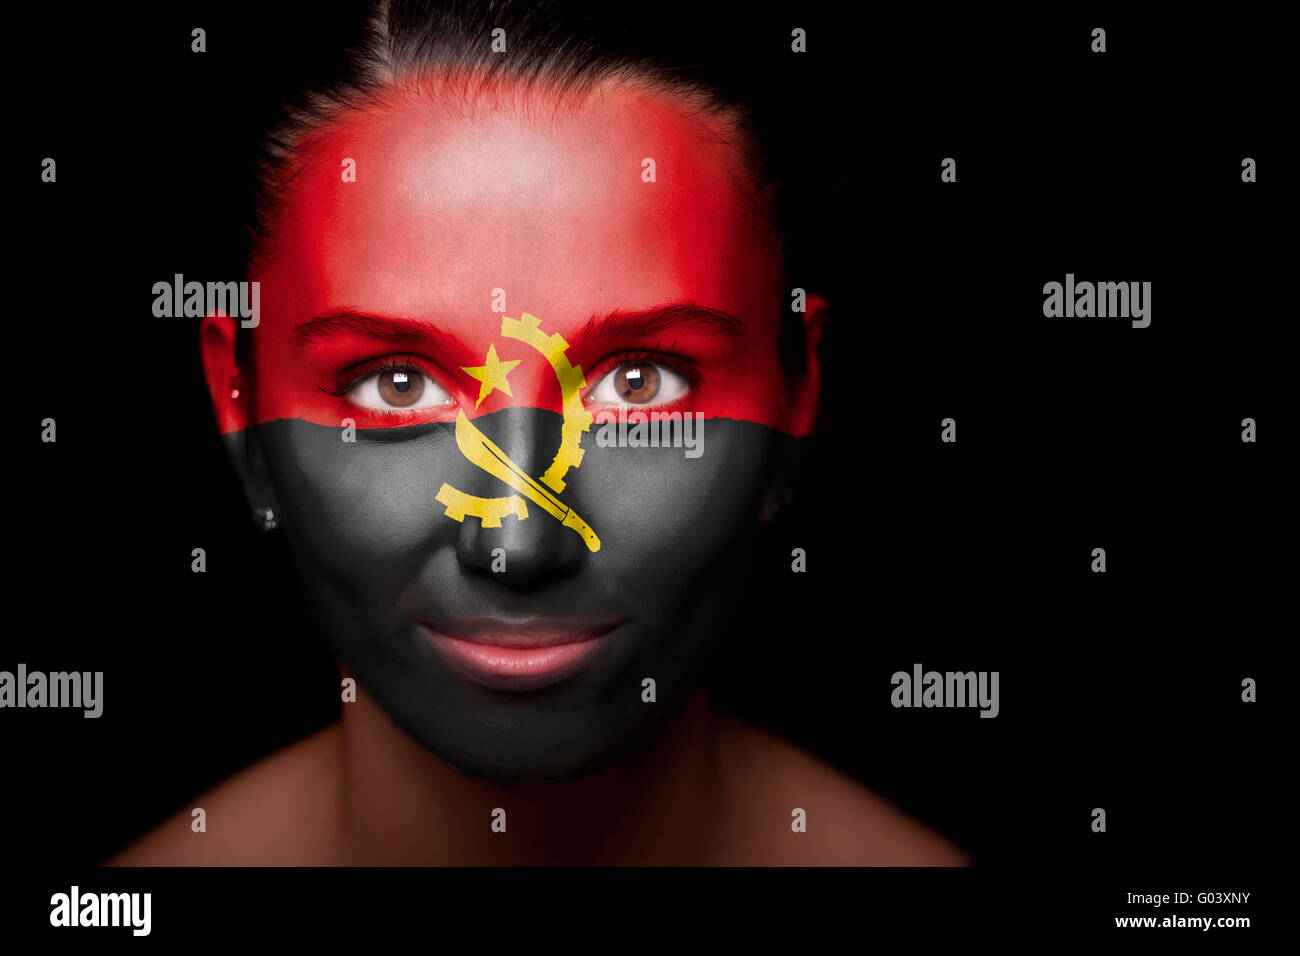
[711,710,971,866]
[104,723,343,866]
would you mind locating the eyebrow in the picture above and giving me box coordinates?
[291,303,745,349]
[572,304,745,342]
[291,311,447,346]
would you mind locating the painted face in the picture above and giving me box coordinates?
[220,80,817,778]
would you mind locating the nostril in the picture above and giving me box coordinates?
[452,504,587,590]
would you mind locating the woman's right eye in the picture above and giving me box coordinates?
[347,368,456,411]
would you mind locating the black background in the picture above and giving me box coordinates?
[8,0,1282,941]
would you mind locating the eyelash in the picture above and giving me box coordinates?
[586,348,703,394]
[317,355,445,398]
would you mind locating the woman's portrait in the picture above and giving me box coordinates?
[9,0,1283,942]
[87,0,970,867]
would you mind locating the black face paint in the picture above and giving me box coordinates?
[254,408,796,778]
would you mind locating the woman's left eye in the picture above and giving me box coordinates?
[347,368,455,411]
[586,361,690,407]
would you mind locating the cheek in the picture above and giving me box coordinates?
[259,421,459,563]
[254,416,775,611]
[575,423,770,582]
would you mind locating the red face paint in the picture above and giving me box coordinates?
[206,80,819,437]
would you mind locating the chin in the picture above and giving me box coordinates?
[384,686,671,781]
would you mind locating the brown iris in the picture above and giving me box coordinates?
[613,364,660,404]
[377,370,425,407]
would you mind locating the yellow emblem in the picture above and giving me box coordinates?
[435,313,600,551]
[460,343,521,408]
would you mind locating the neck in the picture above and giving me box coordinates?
[337,682,724,864]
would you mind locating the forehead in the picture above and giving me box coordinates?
[261,80,779,326]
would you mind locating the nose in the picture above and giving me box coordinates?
[452,411,588,588]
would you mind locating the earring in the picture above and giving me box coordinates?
[254,506,278,531]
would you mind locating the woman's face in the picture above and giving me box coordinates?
[211,80,819,778]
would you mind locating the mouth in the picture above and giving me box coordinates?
[415,619,619,693]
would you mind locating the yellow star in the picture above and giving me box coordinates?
[461,343,521,407]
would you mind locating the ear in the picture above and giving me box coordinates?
[199,313,282,525]
[788,293,827,436]
[760,293,828,527]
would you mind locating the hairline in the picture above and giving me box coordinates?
[249,69,777,276]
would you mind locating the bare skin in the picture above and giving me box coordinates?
[107,686,968,866]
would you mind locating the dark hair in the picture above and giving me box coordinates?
[245,0,809,373]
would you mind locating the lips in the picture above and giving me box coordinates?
[416,619,618,692]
